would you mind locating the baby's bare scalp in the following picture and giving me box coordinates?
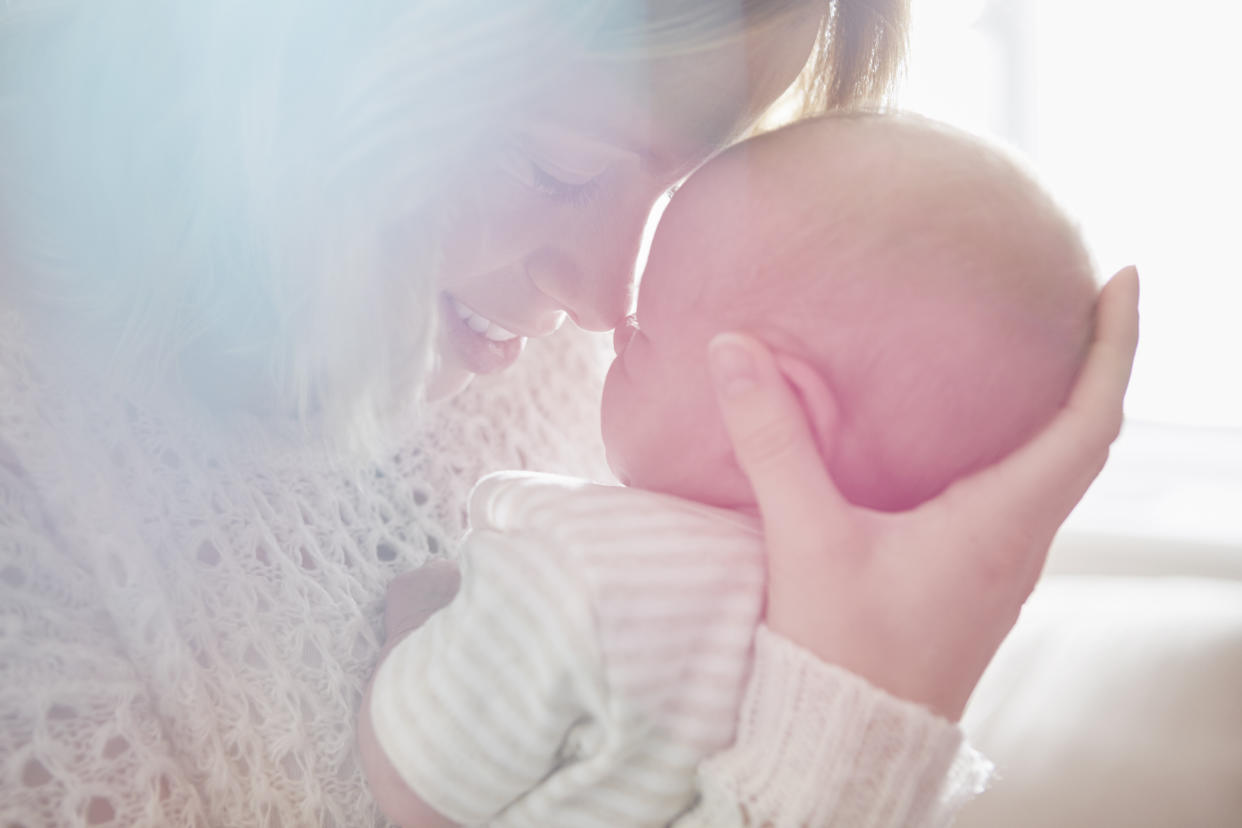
[662,112,1097,510]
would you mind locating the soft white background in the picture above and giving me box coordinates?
[903,0,1242,550]
[897,10,1242,821]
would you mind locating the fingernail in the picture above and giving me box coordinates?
[709,334,756,396]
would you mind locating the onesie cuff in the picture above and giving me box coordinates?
[692,626,992,828]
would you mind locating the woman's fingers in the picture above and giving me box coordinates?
[1060,264,1141,435]
[940,266,1140,547]
[707,332,855,558]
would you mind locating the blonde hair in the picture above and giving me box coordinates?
[0,0,909,443]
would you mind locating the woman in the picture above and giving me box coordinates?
[0,0,1137,825]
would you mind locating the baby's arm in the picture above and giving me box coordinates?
[359,676,458,828]
[359,543,604,827]
[359,561,461,828]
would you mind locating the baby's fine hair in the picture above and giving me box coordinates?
[701,113,1097,509]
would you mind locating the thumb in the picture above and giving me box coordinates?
[708,332,856,560]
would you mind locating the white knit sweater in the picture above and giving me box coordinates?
[0,312,614,827]
[0,311,988,827]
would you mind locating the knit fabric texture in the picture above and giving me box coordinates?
[0,311,613,827]
[684,628,992,827]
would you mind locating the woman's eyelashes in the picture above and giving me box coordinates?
[527,162,604,208]
[499,147,607,209]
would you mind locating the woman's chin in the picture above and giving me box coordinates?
[424,362,476,401]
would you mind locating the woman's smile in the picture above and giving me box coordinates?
[450,297,522,342]
[438,294,526,375]
[438,292,569,376]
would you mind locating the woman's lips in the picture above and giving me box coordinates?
[439,295,526,375]
[450,298,521,342]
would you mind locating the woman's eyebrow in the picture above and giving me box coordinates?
[520,121,702,177]
[520,123,635,159]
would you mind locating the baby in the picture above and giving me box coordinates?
[360,112,1096,827]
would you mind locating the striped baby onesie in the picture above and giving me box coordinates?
[369,472,990,828]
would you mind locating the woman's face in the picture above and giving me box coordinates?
[425,12,821,398]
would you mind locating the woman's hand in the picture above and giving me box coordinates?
[707,266,1140,721]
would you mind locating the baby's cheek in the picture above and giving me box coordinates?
[683,406,755,506]
[628,396,741,504]
[599,359,640,482]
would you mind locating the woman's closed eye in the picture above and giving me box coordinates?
[527,162,604,208]
[500,148,606,208]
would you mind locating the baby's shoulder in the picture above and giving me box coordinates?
[468,470,755,538]
[464,471,763,596]
[466,470,599,530]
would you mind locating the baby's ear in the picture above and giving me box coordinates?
[773,352,840,466]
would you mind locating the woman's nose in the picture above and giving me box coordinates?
[528,201,650,333]
[528,248,635,332]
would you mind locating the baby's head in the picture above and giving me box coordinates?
[601,112,1096,511]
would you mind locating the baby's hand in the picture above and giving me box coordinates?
[708,267,1139,721]
[383,559,461,648]
[360,560,462,828]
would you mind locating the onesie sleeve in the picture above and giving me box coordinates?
[676,626,993,828]
[368,532,606,825]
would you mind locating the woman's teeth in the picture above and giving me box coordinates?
[451,299,519,342]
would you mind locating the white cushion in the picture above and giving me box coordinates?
[957,575,1242,828]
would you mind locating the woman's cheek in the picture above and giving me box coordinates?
[435,176,540,290]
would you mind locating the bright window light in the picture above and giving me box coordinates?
[903,0,1242,430]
